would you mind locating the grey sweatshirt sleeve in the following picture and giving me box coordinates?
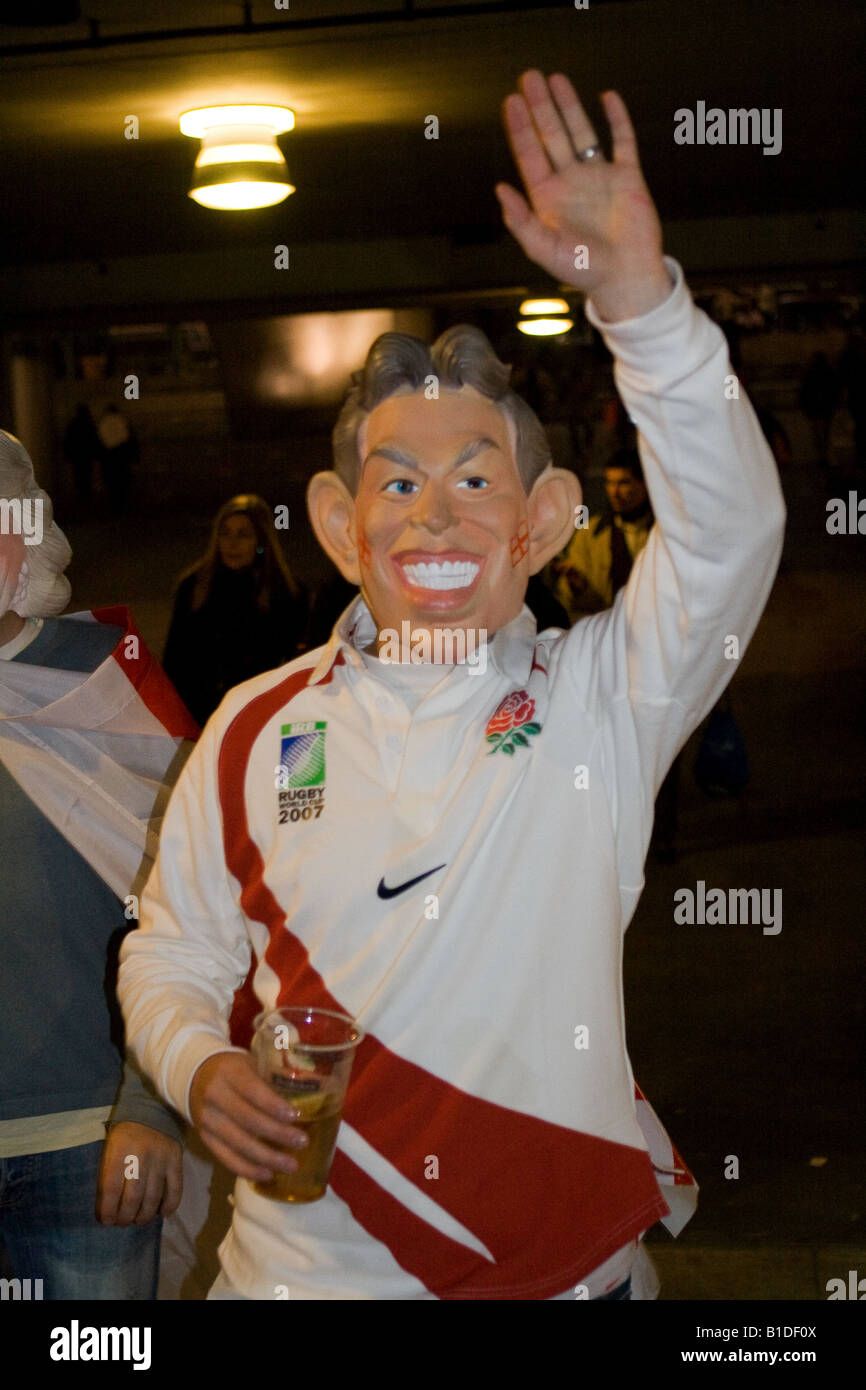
[109,1050,186,1144]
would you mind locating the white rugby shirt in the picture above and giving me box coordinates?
[119,261,786,1299]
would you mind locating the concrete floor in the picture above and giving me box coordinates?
[59,413,866,1302]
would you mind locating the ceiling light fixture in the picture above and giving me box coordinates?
[517,318,575,336]
[519,297,570,316]
[517,294,572,337]
[179,105,295,211]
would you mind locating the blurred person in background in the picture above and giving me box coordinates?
[96,403,139,514]
[552,448,653,620]
[162,493,308,727]
[62,403,102,512]
[304,567,359,651]
[838,329,866,471]
[798,351,840,470]
[525,570,569,631]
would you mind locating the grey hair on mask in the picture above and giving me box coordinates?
[331,324,552,495]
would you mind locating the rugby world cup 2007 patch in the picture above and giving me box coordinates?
[275,720,326,825]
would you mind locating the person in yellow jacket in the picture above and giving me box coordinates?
[552,448,654,620]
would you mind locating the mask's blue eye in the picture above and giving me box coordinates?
[384,478,417,495]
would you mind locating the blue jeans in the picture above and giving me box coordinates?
[0,1139,160,1299]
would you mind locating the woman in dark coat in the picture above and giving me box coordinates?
[163,494,308,726]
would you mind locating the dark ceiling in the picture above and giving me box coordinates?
[0,0,862,320]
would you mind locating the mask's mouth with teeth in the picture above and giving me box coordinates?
[393,552,484,600]
[402,561,479,590]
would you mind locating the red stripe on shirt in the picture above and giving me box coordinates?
[217,654,669,1296]
[328,1147,656,1301]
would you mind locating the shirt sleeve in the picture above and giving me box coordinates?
[560,258,786,895]
[117,710,251,1121]
[109,1052,186,1144]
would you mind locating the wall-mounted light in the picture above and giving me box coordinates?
[517,295,573,336]
[179,105,295,211]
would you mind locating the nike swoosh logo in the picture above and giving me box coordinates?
[377,863,446,899]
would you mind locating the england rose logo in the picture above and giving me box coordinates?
[485,690,541,756]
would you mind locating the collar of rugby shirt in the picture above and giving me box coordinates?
[306,593,540,687]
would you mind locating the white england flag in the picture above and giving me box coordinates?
[0,606,198,901]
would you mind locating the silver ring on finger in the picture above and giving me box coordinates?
[577,145,602,162]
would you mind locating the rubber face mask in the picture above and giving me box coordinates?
[354,385,533,647]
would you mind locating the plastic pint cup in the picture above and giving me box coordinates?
[251,1006,363,1203]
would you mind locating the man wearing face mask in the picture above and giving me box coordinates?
[0,431,194,1298]
[119,71,785,1300]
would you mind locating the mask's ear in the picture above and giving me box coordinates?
[525,466,583,573]
[307,471,362,584]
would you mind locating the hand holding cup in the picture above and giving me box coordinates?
[189,1051,309,1183]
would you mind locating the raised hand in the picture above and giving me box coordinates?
[496,70,671,321]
